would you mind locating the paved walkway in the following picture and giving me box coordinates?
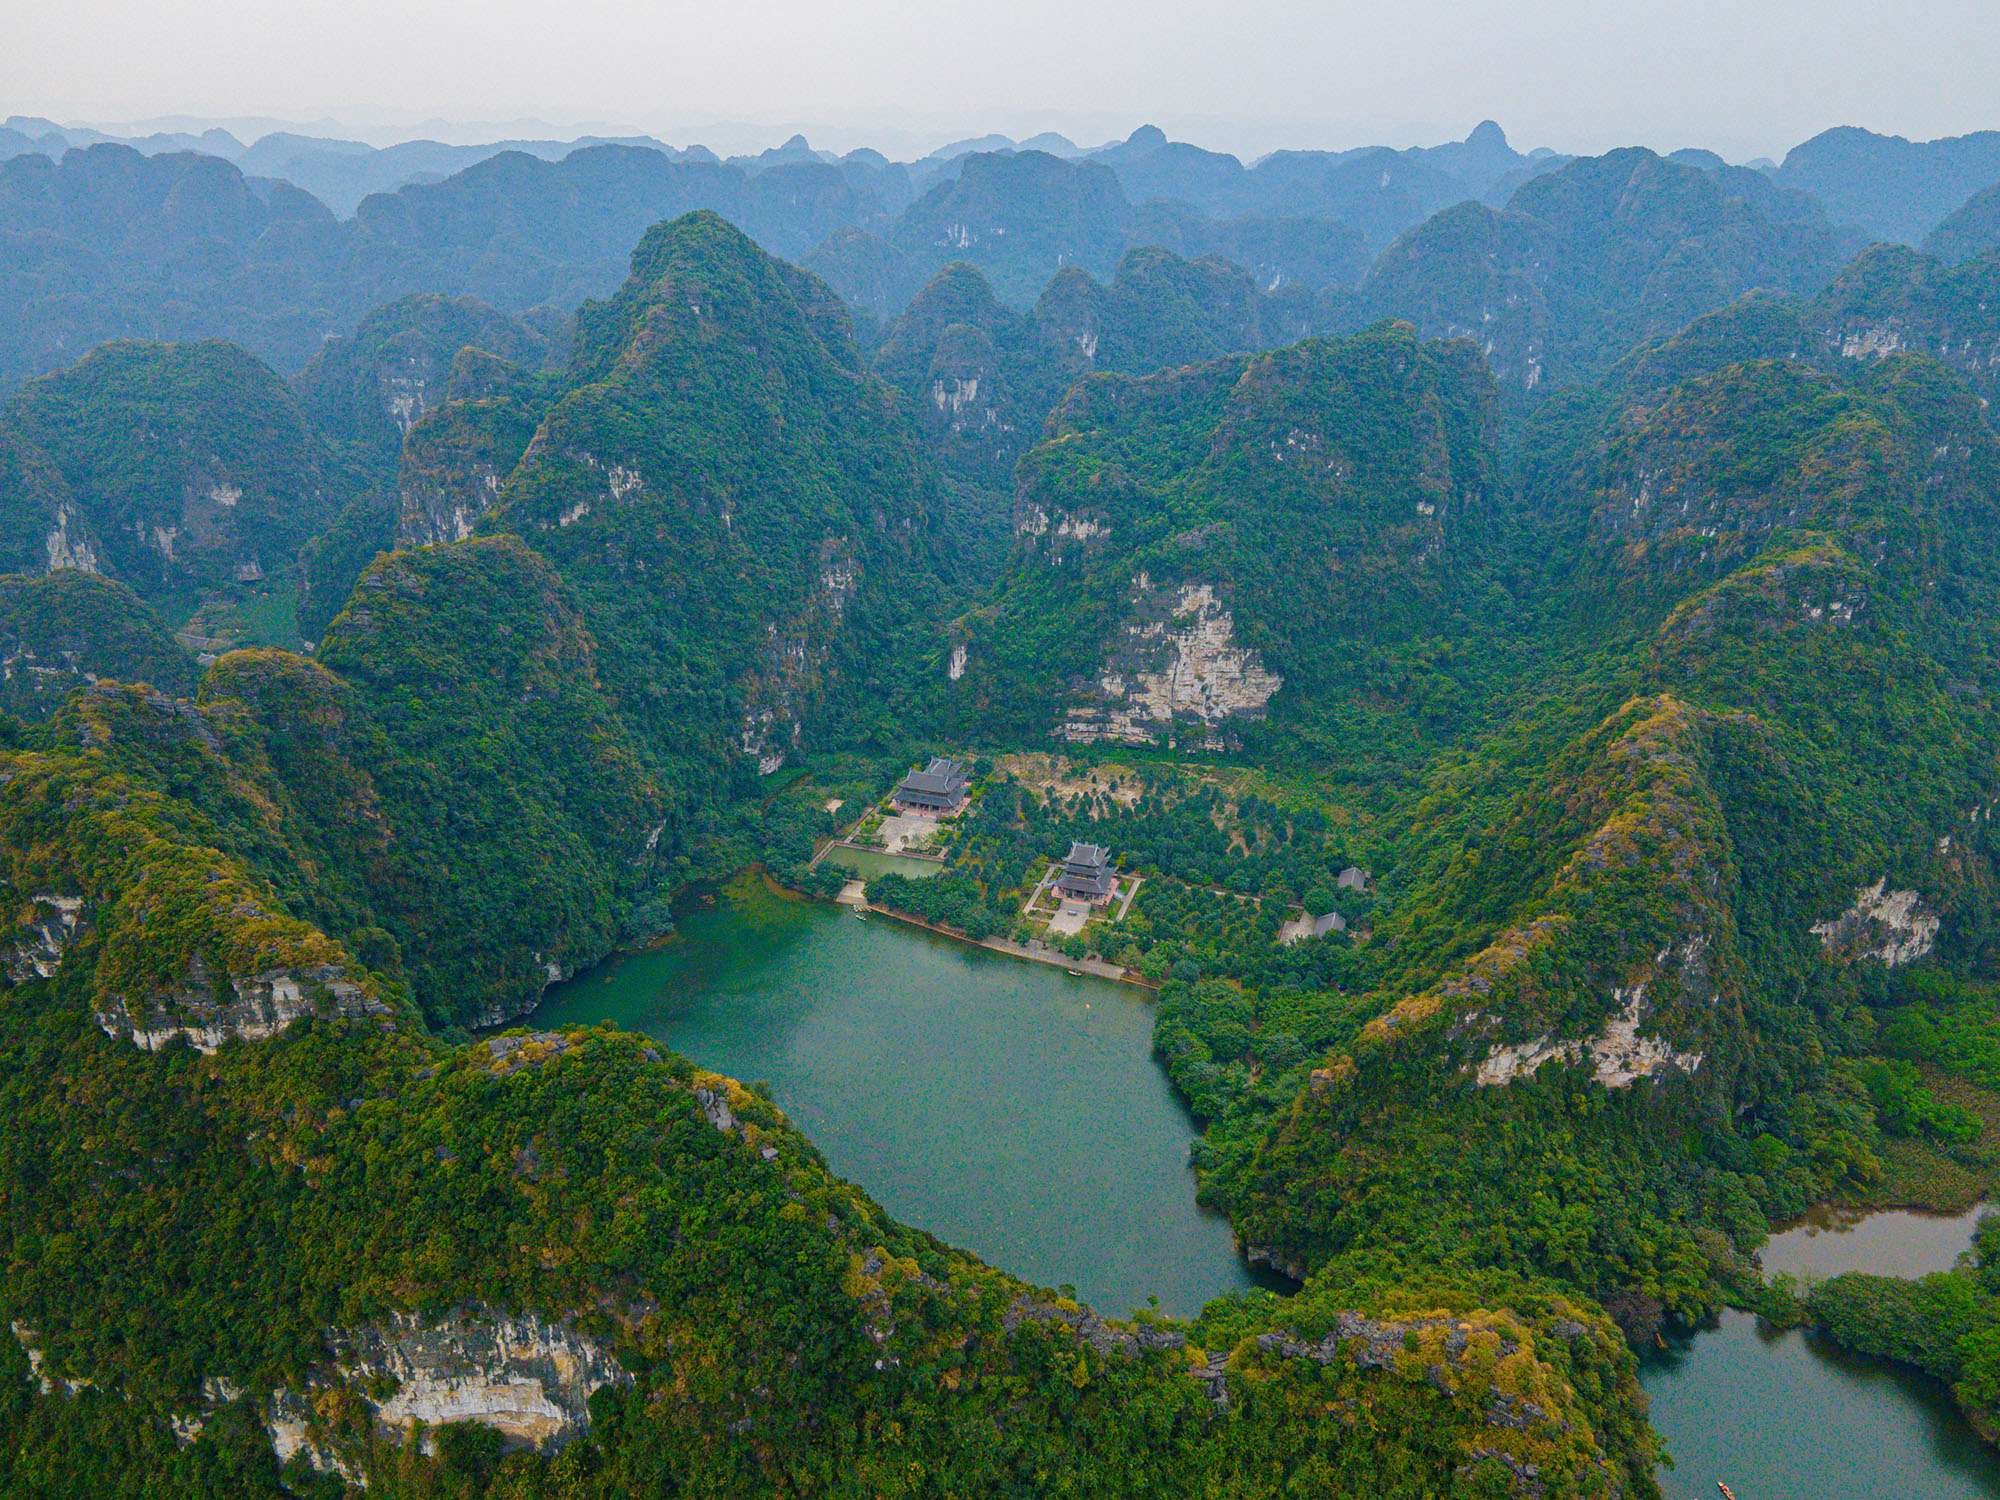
[857,903,1151,988]
[1111,876,1142,920]
[976,932,1136,985]
[1048,900,1090,937]
[877,811,939,854]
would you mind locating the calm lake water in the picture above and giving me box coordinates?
[1641,1203,1999,1498]
[1760,1201,1988,1281]
[1642,1311,2000,1500]
[531,881,2000,1494]
[529,881,1262,1318]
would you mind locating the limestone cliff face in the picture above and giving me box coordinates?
[398,459,503,548]
[1364,698,1739,1094]
[0,571,198,723]
[1828,312,2000,385]
[94,960,392,1054]
[1812,246,2000,401]
[867,260,1055,488]
[6,894,83,983]
[0,702,409,1051]
[42,503,101,574]
[393,399,542,548]
[330,1309,629,1452]
[1811,879,1941,967]
[473,213,937,782]
[1057,578,1282,750]
[143,1305,629,1475]
[730,535,865,772]
[1016,503,1112,553]
[1584,358,2000,614]
[0,642,95,708]
[1470,984,1707,1089]
[0,426,83,577]
[1,341,353,605]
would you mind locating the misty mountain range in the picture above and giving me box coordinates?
[6,115,2000,399]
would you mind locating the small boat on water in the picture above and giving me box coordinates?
[1067,969,1084,977]
[1717,1484,1738,1500]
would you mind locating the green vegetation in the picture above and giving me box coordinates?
[0,570,194,719]
[1,341,361,623]
[954,768,1364,899]
[0,702,1661,1495]
[486,211,947,787]
[864,871,1006,939]
[293,294,550,483]
[946,320,1504,764]
[1796,1215,2000,1434]
[1362,147,1857,394]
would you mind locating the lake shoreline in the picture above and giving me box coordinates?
[854,897,1162,991]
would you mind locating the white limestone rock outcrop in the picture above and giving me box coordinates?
[330,1309,629,1453]
[1471,986,1705,1089]
[94,960,392,1054]
[399,464,503,547]
[1017,505,1111,551]
[727,535,863,773]
[1811,879,1940,966]
[1823,314,2000,389]
[929,375,1011,438]
[145,1307,629,1474]
[1058,579,1282,750]
[264,1386,362,1479]
[44,505,100,574]
[7,894,84,982]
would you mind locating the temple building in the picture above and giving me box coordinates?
[1055,841,1118,904]
[892,757,970,814]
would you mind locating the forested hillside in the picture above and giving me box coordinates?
[479,210,948,777]
[0,571,194,719]
[0,639,1660,1496]
[1141,342,2000,1425]
[293,294,554,484]
[1361,148,1863,392]
[0,340,362,644]
[945,321,1502,760]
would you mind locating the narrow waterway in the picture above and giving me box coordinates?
[528,881,1265,1319]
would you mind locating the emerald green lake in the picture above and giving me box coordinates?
[1640,1201,1999,1498]
[1641,1311,2000,1500]
[529,883,2000,1495]
[528,883,1265,1319]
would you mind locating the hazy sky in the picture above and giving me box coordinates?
[10,0,2000,160]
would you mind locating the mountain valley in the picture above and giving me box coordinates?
[7,110,2000,1498]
